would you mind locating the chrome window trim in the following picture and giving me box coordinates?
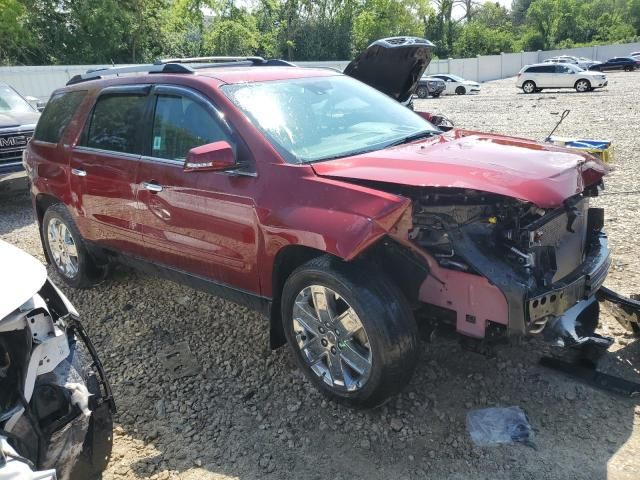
[72,145,140,160]
[139,155,183,167]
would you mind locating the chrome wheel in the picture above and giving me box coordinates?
[522,81,535,94]
[292,285,372,392]
[576,80,589,92]
[47,218,79,278]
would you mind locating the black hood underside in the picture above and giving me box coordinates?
[344,36,434,103]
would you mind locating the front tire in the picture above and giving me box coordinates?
[42,204,106,288]
[455,86,466,95]
[416,85,428,99]
[575,79,591,92]
[522,81,536,94]
[281,256,419,408]
[624,65,632,72]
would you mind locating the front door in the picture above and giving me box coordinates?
[69,85,149,255]
[135,85,261,294]
[555,64,575,87]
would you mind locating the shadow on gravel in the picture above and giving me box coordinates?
[56,267,638,480]
[0,190,34,235]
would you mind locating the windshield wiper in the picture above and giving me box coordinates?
[386,130,440,147]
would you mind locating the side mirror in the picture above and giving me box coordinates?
[184,141,236,172]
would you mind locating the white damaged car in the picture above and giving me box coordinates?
[0,240,114,480]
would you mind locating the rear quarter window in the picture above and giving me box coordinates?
[33,90,87,143]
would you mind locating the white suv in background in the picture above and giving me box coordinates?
[516,63,607,93]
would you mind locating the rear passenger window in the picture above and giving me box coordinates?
[33,90,86,143]
[151,95,230,161]
[526,66,541,73]
[85,94,146,154]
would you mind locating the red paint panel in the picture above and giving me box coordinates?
[312,129,607,208]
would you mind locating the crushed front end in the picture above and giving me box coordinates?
[403,186,611,347]
[0,279,114,480]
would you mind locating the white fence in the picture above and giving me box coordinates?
[2,41,640,101]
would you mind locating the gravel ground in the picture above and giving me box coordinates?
[1,72,639,480]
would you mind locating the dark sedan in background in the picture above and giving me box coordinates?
[589,57,639,72]
[0,83,40,193]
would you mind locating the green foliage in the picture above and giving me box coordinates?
[0,0,34,64]
[1,0,640,66]
[352,0,430,52]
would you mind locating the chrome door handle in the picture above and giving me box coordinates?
[71,168,87,177]
[142,182,163,193]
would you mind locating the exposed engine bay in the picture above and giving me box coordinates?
[387,184,613,348]
[409,187,599,284]
[0,278,114,480]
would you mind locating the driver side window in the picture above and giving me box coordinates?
[151,95,230,161]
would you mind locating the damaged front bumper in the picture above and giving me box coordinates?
[416,218,611,342]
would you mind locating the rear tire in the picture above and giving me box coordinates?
[522,81,536,94]
[624,65,632,72]
[416,85,428,99]
[281,256,419,408]
[455,86,466,95]
[575,79,591,92]
[42,204,107,288]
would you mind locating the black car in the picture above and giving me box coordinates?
[415,77,446,98]
[589,57,639,72]
[0,83,40,193]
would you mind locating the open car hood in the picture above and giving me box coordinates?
[311,129,608,208]
[344,37,434,103]
[0,240,47,320]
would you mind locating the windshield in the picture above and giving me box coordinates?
[0,85,35,113]
[446,74,465,82]
[222,76,439,164]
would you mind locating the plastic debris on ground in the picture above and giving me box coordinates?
[466,406,536,448]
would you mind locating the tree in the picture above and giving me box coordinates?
[204,15,260,55]
[473,2,511,29]
[526,0,560,49]
[453,23,513,56]
[0,0,34,64]
[511,0,533,25]
[352,0,431,52]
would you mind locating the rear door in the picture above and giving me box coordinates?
[135,85,261,292]
[537,64,556,87]
[523,66,541,86]
[69,85,149,255]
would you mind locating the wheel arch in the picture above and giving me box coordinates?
[268,236,428,349]
[269,244,335,348]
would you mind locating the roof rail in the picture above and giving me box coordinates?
[159,56,296,69]
[159,56,266,64]
[66,63,193,86]
[65,57,298,86]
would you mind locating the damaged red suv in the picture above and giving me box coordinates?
[25,41,611,407]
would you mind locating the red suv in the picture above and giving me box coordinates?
[25,53,611,407]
